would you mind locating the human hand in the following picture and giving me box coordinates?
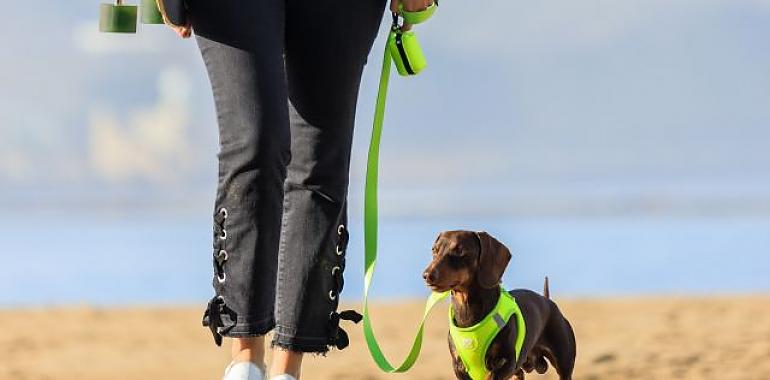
[170,23,192,38]
[156,0,192,38]
[390,0,434,31]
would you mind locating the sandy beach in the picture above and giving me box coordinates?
[1,296,768,380]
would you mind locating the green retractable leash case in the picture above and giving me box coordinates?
[387,3,436,76]
[99,0,187,33]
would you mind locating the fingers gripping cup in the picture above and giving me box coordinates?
[99,0,138,33]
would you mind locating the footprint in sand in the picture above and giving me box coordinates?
[592,352,617,364]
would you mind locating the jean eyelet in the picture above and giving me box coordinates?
[331,266,340,276]
[337,224,345,235]
[219,229,227,240]
[328,290,337,300]
[217,272,226,283]
[219,208,228,219]
[217,250,228,261]
[335,245,344,256]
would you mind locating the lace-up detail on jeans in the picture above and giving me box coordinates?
[203,295,238,346]
[202,207,238,346]
[213,207,229,283]
[330,224,348,298]
[326,223,362,350]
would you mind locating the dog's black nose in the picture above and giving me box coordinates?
[423,271,434,282]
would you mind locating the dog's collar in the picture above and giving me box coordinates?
[448,286,526,380]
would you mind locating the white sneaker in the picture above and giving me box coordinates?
[222,361,266,380]
[269,375,297,380]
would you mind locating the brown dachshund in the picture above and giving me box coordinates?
[423,230,576,380]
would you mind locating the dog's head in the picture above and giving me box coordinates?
[423,230,511,292]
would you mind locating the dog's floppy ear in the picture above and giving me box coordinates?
[474,231,511,288]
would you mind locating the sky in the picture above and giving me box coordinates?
[1,0,770,218]
[1,0,770,305]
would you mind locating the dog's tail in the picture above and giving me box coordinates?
[544,276,550,299]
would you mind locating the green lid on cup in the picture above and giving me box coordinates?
[141,0,164,24]
[99,3,138,33]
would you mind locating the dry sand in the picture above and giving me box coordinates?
[1,296,768,380]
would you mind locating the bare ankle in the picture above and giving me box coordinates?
[231,337,266,366]
[269,347,303,379]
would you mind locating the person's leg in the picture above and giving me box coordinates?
[270,0,387,376]
[188,0,289,370]
[232,337,266,364]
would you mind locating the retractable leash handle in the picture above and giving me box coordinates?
[388,3,437,76]
[362,2,449,373]
[399,2,438,24]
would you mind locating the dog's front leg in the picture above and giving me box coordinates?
[449,334,473,380]
[487,368,524,380]
[501,369,525,380]
[487,358,520,380]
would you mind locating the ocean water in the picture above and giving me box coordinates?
[1,214,769,307]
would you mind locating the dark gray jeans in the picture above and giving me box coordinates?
[189,0,386,353]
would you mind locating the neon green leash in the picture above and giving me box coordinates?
[361,9,527,377]
[361,4,449,373]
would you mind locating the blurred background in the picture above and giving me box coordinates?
[1,0,769,379]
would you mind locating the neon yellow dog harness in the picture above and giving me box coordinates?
[448,288,526,380]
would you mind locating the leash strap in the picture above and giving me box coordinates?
[362,28,449,373]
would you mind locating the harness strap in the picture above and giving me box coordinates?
[448,290,526,380]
